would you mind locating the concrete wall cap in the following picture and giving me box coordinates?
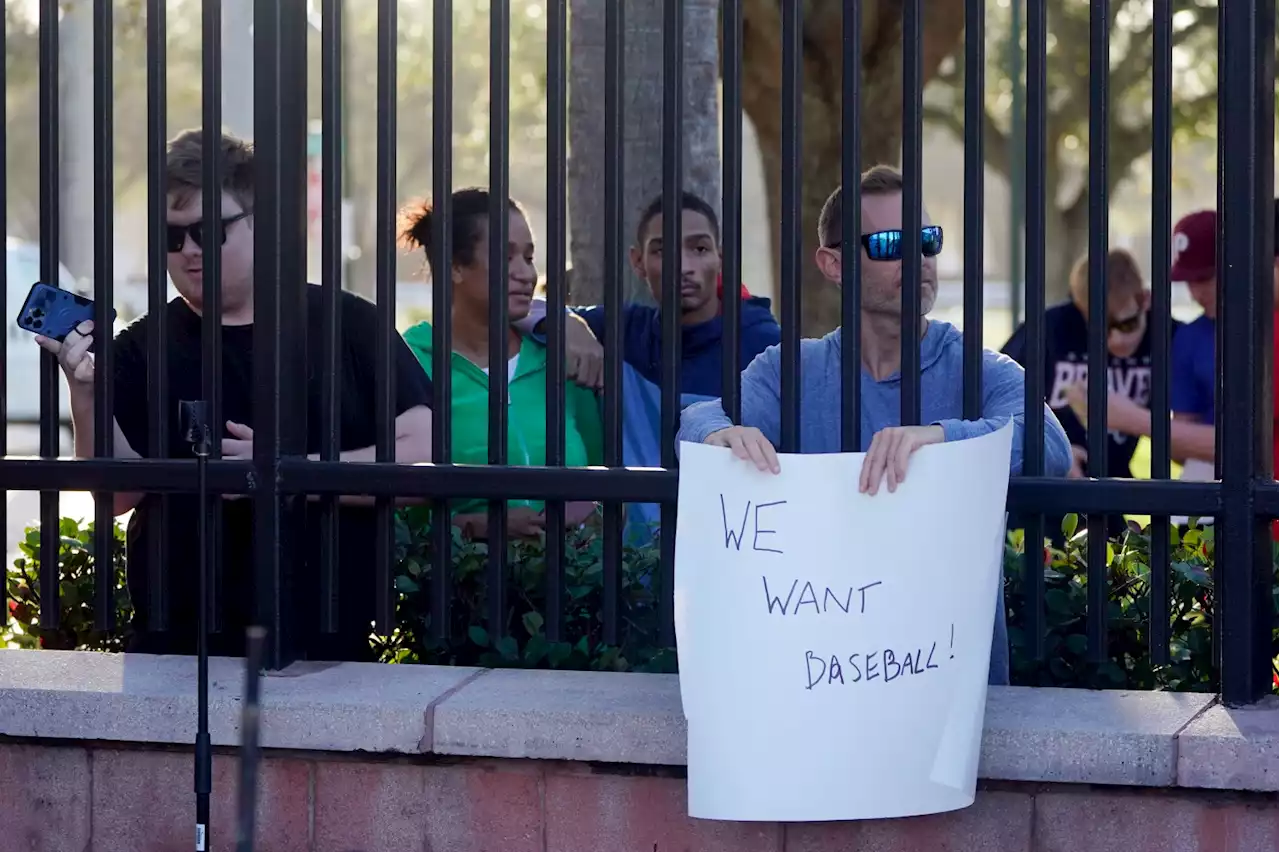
[0,650,1272,791]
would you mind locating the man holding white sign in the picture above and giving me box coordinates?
[678,165,1073,687]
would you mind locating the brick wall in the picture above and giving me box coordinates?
[0,742,1273,852]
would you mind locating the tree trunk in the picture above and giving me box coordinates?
[568,0,721,306]
[742,0,966,336]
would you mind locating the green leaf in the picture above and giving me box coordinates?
[522,611,544,636]
[495,635,519,661]
[1061,513,1079,539]
[1065,634,1088,655]
[467,625,490,648]
[547,642,573,668]
[523,633,550,666]
[1044,589,1075,615]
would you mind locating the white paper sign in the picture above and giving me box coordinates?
[674,423,1014,823]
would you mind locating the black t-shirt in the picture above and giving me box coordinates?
[1002,301,1180,479]
[112,287,432,660]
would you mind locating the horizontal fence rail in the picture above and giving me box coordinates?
[0,0,1274,713]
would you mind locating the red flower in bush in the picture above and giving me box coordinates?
[1043,547,1052,567]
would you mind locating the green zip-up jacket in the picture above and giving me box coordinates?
[402,321,604,516]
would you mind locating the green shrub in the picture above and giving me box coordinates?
[376,511,675,672]
[8,512,1276,694]
[4,516,131,651]
[1003,515,1241,690]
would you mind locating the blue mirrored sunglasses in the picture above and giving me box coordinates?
[827,225,944,261]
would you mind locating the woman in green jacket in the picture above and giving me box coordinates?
[399,188,603,539]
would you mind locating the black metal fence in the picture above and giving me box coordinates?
[0,0,1275,707]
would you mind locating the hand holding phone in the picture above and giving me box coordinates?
[17,282,115,388]
[34,319,97,386]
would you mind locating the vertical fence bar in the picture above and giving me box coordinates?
[252,0,308,669]
[319,0,344,634]
[252,0,283,668]
[430,0,455,643]
[1147,0,1173,666]
[374,0,398,636]
[961,0,984,421]
[1212,8,1226,679]
[1007,0,1024,325]
[233,625,266,852]
[1217,0,1269,707]
[778,0,801,451]
[720,0,743,425]
[545,0,569,641]
[840,0,861,452]
[601,0,625,645]
[658,0,684,646]
[1021,0,1048,661]
[146,0,170,633]
[0,5,6,632]
[282,1,311,665]
[899,0,923,426]
[487,0,511,637]
[37,0,61,630]
[92,0,116,631]
[201,0,226,636]
[1084,0,1110,665]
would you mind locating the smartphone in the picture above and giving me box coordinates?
[14,282,115,342]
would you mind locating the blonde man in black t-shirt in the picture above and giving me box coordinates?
[35,129,434,661]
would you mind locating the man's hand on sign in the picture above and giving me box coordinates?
[704,425,781,474]
[858,424,945,496]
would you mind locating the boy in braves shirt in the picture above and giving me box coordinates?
[1002,247,1174,482]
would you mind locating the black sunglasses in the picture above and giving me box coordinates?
[166,212,250,253]
[1108,313,1143,334]
[827,225,944,261]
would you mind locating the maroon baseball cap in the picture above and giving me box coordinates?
[1170,209,1217,283]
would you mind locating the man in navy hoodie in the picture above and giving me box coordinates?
[519,191,780,397]
[518,191,781,540]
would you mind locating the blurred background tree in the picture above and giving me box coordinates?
[924,0,1219,304]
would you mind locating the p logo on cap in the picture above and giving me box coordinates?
[1169,209,1216,284]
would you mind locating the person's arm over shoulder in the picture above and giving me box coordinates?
[676,343,784,452]
[933,349,1072,477]
[512,298,606,341]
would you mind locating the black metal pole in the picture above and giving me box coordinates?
[182,400,213,850]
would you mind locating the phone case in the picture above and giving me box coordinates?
[14,282,114,342]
